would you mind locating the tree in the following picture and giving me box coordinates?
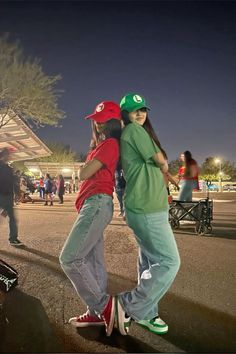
[11,160,28,173]
[200,157,218,176]
[0,34,65,129]
[77,152,87,162]
[220,160,236,180]
[168,158,181,176]
[200,156,236,182]
[33,142,77,163]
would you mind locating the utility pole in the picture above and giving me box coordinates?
[215,158,222,192]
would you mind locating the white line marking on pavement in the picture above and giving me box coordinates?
[192,198,235,203]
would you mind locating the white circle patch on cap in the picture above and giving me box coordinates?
[133,95,143,103]
[96,103,104,112]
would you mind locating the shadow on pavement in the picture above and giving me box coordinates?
[161,292,236,353]
[213,221,236,227]
[1,249,235,353]
[0,289,63,353]
[212,229,236,240]
[0,249,64,280]
[108,274,236,353]
[20,246,59,263]
[174,226,236,240]
[15,206,75,213]
[76,326,161,353]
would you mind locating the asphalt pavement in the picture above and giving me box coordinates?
[0,192,235,353]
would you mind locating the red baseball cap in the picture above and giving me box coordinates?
[85,101,121,123]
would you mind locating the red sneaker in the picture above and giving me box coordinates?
[101,296,115,336]
[68,311,105,327]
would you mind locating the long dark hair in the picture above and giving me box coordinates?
[89,119,122,151]
[45,173,51,180]
[121,110,167,159]
[184,150,193,177]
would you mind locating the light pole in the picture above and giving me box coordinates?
[215,158,222,192]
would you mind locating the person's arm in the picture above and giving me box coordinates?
[176,174,181,184]
[78,159,103,181]
[176,166,184,183]
[127,124,167,170]
[167,172,180,190]
[152,152,168,173]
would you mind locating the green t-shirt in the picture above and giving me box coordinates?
[121,122,168,214]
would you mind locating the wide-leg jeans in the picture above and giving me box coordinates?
[118,209,180,321]
[59,194,113,315]
[178,179,195,201]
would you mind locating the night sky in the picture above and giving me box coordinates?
[1,0,236,164]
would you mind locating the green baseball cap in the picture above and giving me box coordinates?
[120,93,150,112]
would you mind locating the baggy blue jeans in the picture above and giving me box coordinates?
[118,209,180,321]
[59,194,113,315]
[178,179,195,201]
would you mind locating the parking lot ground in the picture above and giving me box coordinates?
[0,193,236,353]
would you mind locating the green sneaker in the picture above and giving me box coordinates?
[137,316,168,334]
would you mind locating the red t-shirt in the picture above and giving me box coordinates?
[178,166,185,178]
[75,138,120,212]
[39,179,44,187]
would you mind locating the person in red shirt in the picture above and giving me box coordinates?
[38,177,45,199]
[59,101,121,337]
[177,150,199,201]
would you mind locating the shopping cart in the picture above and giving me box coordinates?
[169,197,213,235]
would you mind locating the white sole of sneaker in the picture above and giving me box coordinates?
[9,243,23,247]
[105,297,115,337]
[116,297,130,336]
[69,319,105,327]
[137,320,168,334]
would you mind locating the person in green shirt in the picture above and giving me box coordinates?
[115,93,180,336]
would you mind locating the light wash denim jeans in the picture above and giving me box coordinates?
[178,179,195,201]
[59,194,113,315]
[118,209,180,321]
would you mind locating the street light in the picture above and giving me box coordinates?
[215,158,222,192]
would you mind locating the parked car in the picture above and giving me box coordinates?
[207,184,219,191]
[223,184,236,191]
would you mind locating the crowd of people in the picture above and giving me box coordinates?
[11,171,75,207]
[0,92,200,338]
[0,158,68,246]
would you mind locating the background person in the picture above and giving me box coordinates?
[13,170,21,205]
[19,175,28,202]
[177,150,199,201]
[57,174,65,204]
[44,173,53,206]
[0,148,23,246]
[114,161,126,217]
[116,93,180,336]
[39,177,45,199]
